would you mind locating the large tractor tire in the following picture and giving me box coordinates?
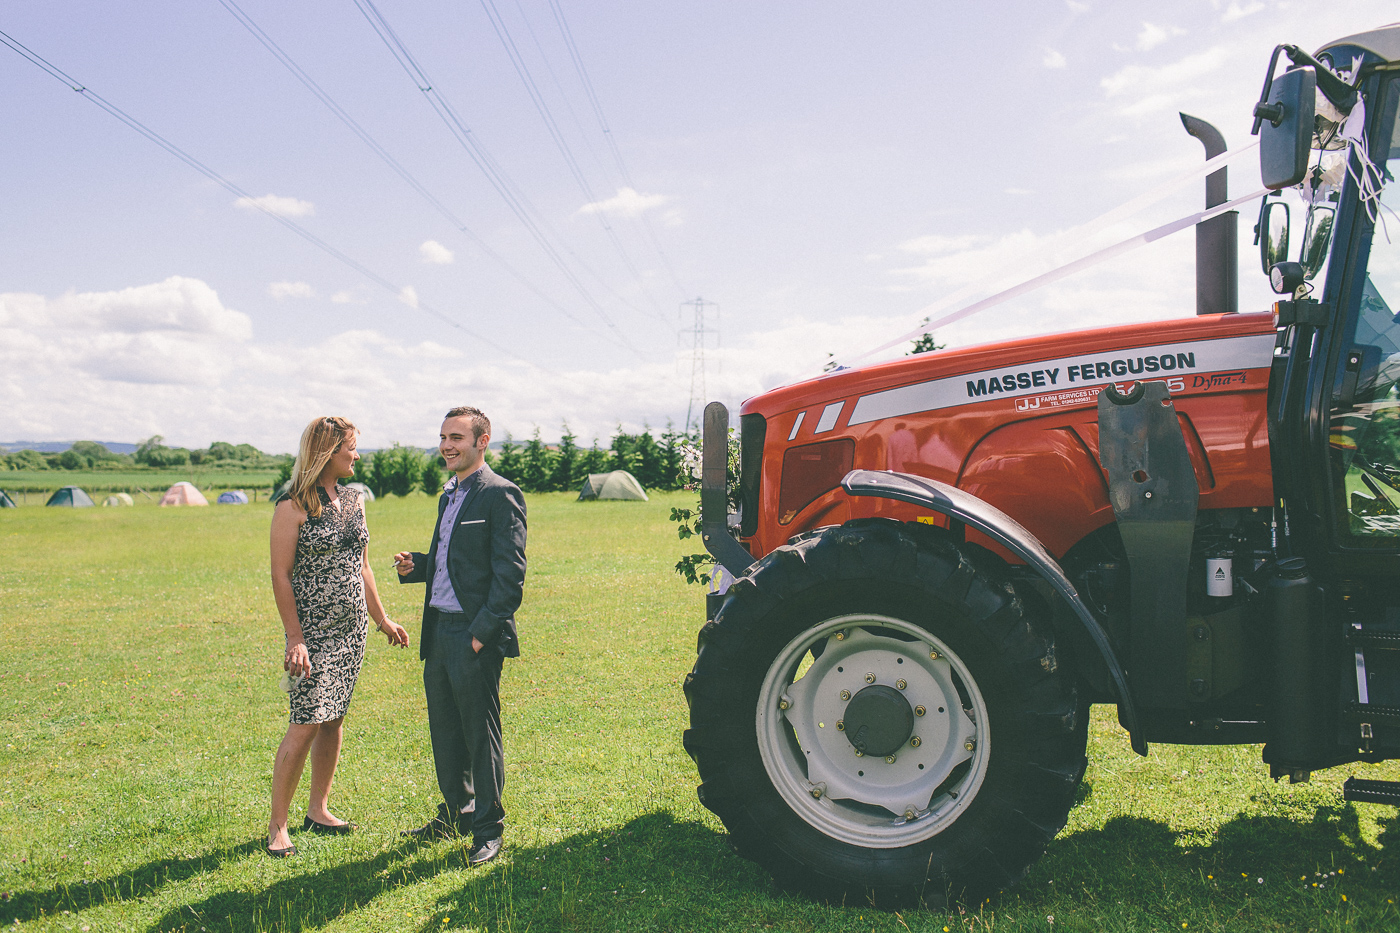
[683,519,1087,906]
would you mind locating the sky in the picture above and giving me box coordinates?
[0,1,1395,452]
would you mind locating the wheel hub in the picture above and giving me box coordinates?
[843,685,914,757]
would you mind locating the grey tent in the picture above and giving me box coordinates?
[217,490,249,505]
[0,490,15,508]
[46,486,95,507]
[577,470,648,501]
[103,493,134,507]
[346,482,375,501]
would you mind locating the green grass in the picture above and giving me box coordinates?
[0,494,1397,932]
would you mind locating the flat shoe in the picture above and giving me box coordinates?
[303,816,354,835]
[402,817,462,840]
[267,844,296,858]
[468,837,502,866]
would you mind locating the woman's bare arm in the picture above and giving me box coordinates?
[270,500,311,676]
[362,547,409,647]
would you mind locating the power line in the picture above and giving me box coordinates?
[679,297,719,433]
[547,0,690,300]
[0,27,530,366]
[215,0,608,342]
[352,0,653,358]
[474,0,666,321]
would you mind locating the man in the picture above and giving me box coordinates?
[393,406,526,866]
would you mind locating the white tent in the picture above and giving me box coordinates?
[577,470,648,501]
[159,481,208,507]
[103,493,134,507]
[346,481,375,501]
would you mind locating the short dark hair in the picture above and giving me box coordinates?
[445,406,490,442]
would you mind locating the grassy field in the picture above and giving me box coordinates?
[0,493,1397,932]
[0,468,282,499]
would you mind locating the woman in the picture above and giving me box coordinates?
[267,416,409,857]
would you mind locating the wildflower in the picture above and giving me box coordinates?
[1342,895,1347,902]
[1207,874,1213,880]
[1258,878,1264,884]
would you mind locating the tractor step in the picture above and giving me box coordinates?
[1342,778,1400,806]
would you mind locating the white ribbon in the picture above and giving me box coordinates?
[837,186,1270,370]
[832,141,1262,370]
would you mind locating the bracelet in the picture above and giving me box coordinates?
[376,619,390,632]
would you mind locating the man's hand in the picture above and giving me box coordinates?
[392,552,415,577]
[472,637,484,653]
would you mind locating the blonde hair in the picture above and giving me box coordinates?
[290,416,357,518]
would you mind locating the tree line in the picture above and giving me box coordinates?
[331,425,694,499]
[2,438,287,472]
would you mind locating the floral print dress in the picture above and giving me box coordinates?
[289,484,369,724]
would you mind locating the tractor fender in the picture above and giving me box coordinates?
[842,469,1145,756]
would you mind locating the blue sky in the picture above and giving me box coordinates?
[0,1,1393,451]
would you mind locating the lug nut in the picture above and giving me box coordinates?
[811,786,823,799]
[904,809,917,820]
[778,698,790,710]
[834,631,846,641]
[836,720,845,731]
[930,649,940,659]
[839,689,851,701]
[854,749,865,758]
[914,705,926,716]
[964,740,976,752]
[865,672,876,684]
[885,755,897,764]
[896,678,907,690]
[910,736,921,748]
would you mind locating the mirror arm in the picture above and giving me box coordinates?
[1252,45,1288,135]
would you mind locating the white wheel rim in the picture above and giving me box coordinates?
[755,613,991,848]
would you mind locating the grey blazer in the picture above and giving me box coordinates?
[399,464,527,660]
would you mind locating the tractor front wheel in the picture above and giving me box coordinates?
[683,519,1087,905]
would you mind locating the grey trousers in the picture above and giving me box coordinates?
[424,612,505,841]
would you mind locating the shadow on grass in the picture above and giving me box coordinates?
[1017,795,1400,924]
[417,811,777,933]
[5,837,266,922]
[129,813,756,932]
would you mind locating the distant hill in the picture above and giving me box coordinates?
[1,441,140,455]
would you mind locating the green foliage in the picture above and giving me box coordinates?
[669,428,739,586]
[493,434,523,486]
[421,454,445,496]
[2,448,47,471]
[521,428,555,493]
[550,424,581,492]
[908,317,946,355]
[134,435,190,468]
[581,438,610,477]
[274,456,294,493]
[366,444,428,498]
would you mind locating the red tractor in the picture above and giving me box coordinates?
[685,23,1400,905]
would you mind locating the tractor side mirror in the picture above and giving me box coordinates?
[1260,199,1290,274]
[1299,201,1336,280]
[1256,66,1316,190]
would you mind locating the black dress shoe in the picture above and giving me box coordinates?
[303,816,354,835]
[401,817,461,840]
[267,844,296,858]
[467,837,502,866]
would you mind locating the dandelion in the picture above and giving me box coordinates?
[1342,895,1347,902]
[1207,874,1213,880]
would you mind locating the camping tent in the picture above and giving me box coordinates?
[46,486,94,507]
[103,493,134,507]
[217,490,249,505]
[0,490,16,508]
[346,481,375,501]
[577,470,648,501]
[160,482,209,507]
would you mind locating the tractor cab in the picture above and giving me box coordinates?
[1254,25,1400,760]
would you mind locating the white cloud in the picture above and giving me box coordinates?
[1100,46,1231,111]
[577,187,671,217]
[268,281,314,300]
[1066,0,1090,13]
[1043,48,1067,69]
[330,290,359,304]
[419,240,454,265]
[1221,2,1264,23]
[234,194,315,217]
[1136,22,1185,52]
[398,285,419,309]
[898,233,992,255]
